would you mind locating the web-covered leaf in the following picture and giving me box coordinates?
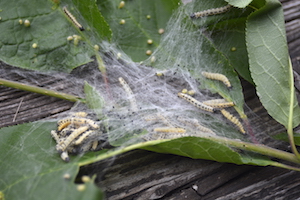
[147,0,246,117]
[0,0,111,72]
[0,122,103,200]
[97,0,181,61]
[246,0,300,128]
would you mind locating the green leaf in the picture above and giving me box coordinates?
[274,132,300,146]
[97,0,180,61]
[80,136,300,171]
[0,122,103,200]
[141,137,272,166]
[72,0,112,41]
[246,0,300,128]
[225,0,253,8]
[0,0,111,72]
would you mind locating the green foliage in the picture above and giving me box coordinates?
[97,0,180,61]
[0,0,111,72]
[0,122,103,200]
[246,0,300,128]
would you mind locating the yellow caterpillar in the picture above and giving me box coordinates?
[63,6,84,31]
[202,72,232,88]
[57,117,99,130]
[190,4,232,19]
[178,92,215,112]
[202,99,234,108]
[56,126,89,153]
[154,127,186,134]
[220,109,245,134]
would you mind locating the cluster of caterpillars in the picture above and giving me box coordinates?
[51,112,101,162]
[177,72,245,134]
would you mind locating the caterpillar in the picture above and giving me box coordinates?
[190,4,232,19]
[56,126,90,152]
[177,117,216,135]
[220,109,245,134]
[63,6,84,31]
[57,117,99,131]
[74,130,96,145]
[71,112,88,118]
[178,92,215,112]
[202,99,235,108]
[153,127,187,133]
[118,77,138,112]
[201,72,232,88]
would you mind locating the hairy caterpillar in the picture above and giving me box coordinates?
[190,4,232,19]
[56,126,89,153]
[153,127,186,133]
[201,72,232,88]
[220,109,245,134]
[202,99,235,108]
[57,117,99,131]
[63,6,84,31]
[178,92,215,112]
[118,77,138,112]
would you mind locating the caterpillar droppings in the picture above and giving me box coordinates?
[202,72,232,88]
[190,4,232,19]
[220,109,245,134]
[178,92,215,112]
[63,6,84,31]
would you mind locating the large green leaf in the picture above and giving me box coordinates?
[97,0,180,61]
[0,122,103,200]
[0,0,111,72]
[246,0,300,128]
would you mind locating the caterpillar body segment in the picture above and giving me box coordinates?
[118,77,138,112]
[63,6,84,31]
[220,109,245,134]
[51,130,61,143]
[202,99,235,109]
[201,72,232,88]
[178,92,215,113]
[190,4,232,19]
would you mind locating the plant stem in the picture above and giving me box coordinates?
[210,135,300,164]
[287,58,300,158]
[0,78,85,103]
